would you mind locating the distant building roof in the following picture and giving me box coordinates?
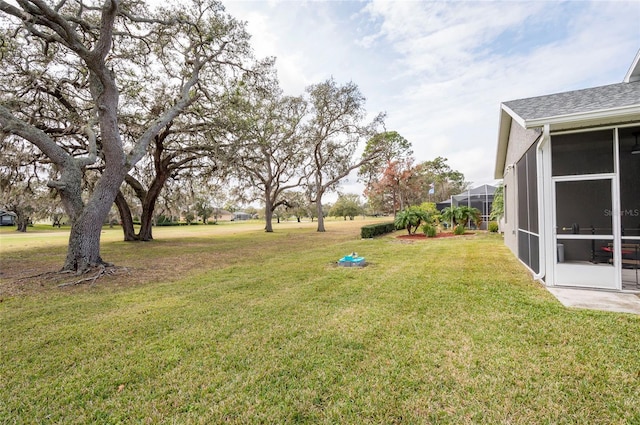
[460,184,496,196]
[451,184,496,202]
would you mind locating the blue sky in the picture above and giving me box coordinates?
[223,0,640,194]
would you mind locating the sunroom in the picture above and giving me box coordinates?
[495,50,640,292]
[546,126,640,290]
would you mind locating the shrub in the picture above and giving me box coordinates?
[488,221,499,233]
[361,222,395,238]
[490,183,504,221]
[155,221,201,226]
[422,223,437,237]
[155,221,178,227]
[394,206,431,235]
[454,224,465,235]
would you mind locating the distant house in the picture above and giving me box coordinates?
[449,184,497,230]
[494,50,640,291]
[0,210,17,226]
[231,212,253,221]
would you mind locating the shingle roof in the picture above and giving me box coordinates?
[503,80,640,122]
[495,50,640,178]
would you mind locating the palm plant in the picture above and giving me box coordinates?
[394,206,431,235]
[459,206,482,229]
[441,205,481,229]
[441,206,463,228]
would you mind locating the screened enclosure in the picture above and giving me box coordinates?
[450,184,496,231]
[516,145,539,274]
[551,126,640,290]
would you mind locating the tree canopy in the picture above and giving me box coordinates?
[490,183,504,221]
[364,155,468,215]
[330,193,363,221]
[1,0,475,273]
[0,0,254,271]
[220,68,308,232]
[303,78,385,232]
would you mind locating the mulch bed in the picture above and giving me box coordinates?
[396,232,475,240]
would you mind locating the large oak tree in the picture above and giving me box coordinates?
[221,71,308,232]
[303,78,385,232]
[0,0,252,271]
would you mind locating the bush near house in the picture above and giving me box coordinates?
[361,222,395,238]
[422,223,437,237]
[441,205,482,230]
[488,221,499,233]
[394,205,433,235]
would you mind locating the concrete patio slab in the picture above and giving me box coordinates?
[547,287,640,315]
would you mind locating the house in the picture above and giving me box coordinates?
[452,184,497,230]
[231,211,253,221]
[436,184,497,230]
[0,210,16,226]
[494,50,640,291]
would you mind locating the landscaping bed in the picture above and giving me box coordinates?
[396,231,475,240]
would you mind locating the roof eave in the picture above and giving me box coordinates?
[494,103,640,179]
[523,104,640,129]
[494,105,516,179]
[624,49,640,83]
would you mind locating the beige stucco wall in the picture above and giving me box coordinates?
[505,122,541,167]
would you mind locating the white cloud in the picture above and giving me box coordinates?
[354,0,640,186]
[223,0,640,192]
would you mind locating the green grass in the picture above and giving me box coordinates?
[1,223,640,424]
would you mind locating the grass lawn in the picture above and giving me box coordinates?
[1,220,640,424]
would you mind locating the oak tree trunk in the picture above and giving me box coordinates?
[13,206,29,232]
[114,191,138,241]
[137,173,168,241]
[316,198,326,232]
[16,219,28,232]
[137,208,154,241]
[64,210,106,272]
[264,196,274,232]
[63,169,125,272]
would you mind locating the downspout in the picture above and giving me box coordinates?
[532,124,550,281]
[450,194,453,229]
[467,188,471,228]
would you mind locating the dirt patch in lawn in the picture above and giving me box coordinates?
[0,220,373,297]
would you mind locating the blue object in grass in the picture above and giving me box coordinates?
[338,252,366,267]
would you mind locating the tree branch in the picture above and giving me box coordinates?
[0,104,69,166]
[77,120,97,166]
[89,0,118,63]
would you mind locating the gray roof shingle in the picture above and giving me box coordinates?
[503,80,640,122]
